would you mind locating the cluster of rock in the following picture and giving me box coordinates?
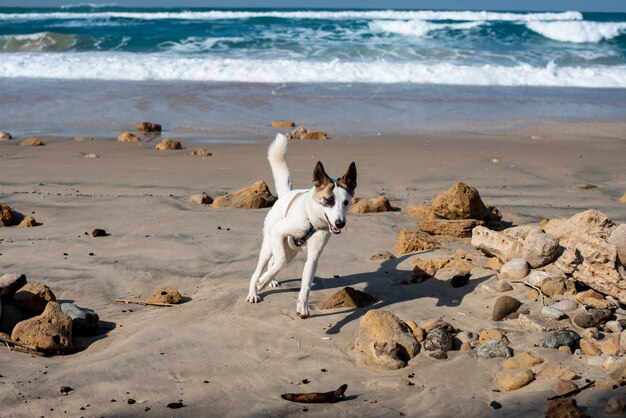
[0,203,39,228]
[285,126,328,141]
[190,180,277,209]
[0,273,100,353]
[155,138,182,151]
[117,121,162,143]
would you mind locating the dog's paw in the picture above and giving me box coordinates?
[296,301,309,319]
[269,280,281,288]
[246,294,261,303]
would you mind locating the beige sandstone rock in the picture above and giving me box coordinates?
[355,310,420,370]
[286,126,328,140]
[117,132,140,142]
[135,121,161,132]
[431,182,490,220]
[351,196,393,213]
[471,226,523,262]
[579,338,602,356]
[155,138,182,150]
[212,181,277,209]
[486,257,503,270]
[17,216,37,228]
[479,329,508,345]
[189,193,213,205]
[406,205,436,219]
[521,229,559,268]
[554,380,578,396]
[320,287,376,309]
[502,352,544,369]
[418,219,485,238]
[146,287,182,304]
[608,224,626,265]
[598,334,621,355]
[14,283,56,314]
[189,147,212,156]
[543,209,616,243]
[395,230,441,255]
[518,314,568,332]
[369,251,396,261]
[621,193,626,204]
[494,369,535,391]
[271,121,295,128]
[73,136,93,142]
[0,203,16,227]
[11,302,72,352]
[536,364,577,381]
[20,137,44,146]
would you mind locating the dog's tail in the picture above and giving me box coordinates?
[267,133,292,198]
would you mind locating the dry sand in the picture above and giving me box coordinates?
[1,122,626,417]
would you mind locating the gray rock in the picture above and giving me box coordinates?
[434,268,457,281]
[550,299,578,312]
[526,270,552,287]
[542,306,566,320]
[495,280,513,292]
[542,330,581,350]
[500,258,530,281]
[0,273,27,301]
[423,328,454,353]
[604,394,626,415]
[573,309,612,328]
[492,295,522,321]
[477,340,512,359]
[479,284,498,295]
[429,349,448,360]
[522,229,559,268]
[60,303,100,336]
[518,314,568,332]
[541,278,566,297]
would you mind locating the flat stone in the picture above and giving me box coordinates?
[472,226,523,263]
[598,334,621,355]
[580,338,602,356]
[457,331,479,344]
[542,330,581,351]
[581,297,613,309]
[542,306,566,320]
[526,270,553,287]
[189,147,212,157]
[492,295,522,321]
[418,219,485,238]
[20,137,44,146]
[14,283,56,314]
[479,329,508,345]
[395,230,441,255]
[499,258,530,281]
[320,287,376,309]
[502,351,544,369]
[477,339,512,359]
[271,121,295,129]
[479,284,498,295]
[574,289,604,303]
[406,205,436,219]
[60,303,100,336]
[135,121,161,132]
[536,364,577,381]
[494,369,534,391]
[518,314,568,332]
[605,320,623,333]
[369,251,396,261]
[550,299,578,312]
[554,379,577,396]
[17,216,37,228]
[11,302,72,352]
[573,309,612,328]
[0,273,27,301]
[117,132,140,142]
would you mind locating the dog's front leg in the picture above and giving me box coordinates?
[296,232,330,319]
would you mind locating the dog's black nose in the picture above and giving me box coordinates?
[335,220,345,229]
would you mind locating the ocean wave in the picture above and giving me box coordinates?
[369,20,484,37]
[60,3,118,8]
[0,52,624,87]
[0,32,77,52]
[526,21,626,43]
[157,37,243,53]
[0,10,584,22]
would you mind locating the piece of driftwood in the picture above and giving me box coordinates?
[0,337,44,355]
[114,299,178,307]
[281,384,347,403]
[547,380,595,400]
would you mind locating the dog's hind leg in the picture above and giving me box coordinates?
[246,238,272,303]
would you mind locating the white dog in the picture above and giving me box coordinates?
[246,133,357,318]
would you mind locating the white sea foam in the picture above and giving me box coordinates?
[0,52,624,88]
[526,21,626,43]
[158,37,243,53]
[0,10,583,22]
[60,3,118,8]
[369,20,483,37]
[0,32,77,52]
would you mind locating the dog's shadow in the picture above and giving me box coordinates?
[263,252,494,334]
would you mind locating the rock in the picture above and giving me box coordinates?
[460,342,472,352]
[422,318,456,333]
[92,228,107,237]
[271,121,295,129]
[500,258,530,281]
[11,302,72,352]
[554,379,577,396]
[581,327,600,340]
[486,257,503,270]
[286,126,327,140]
[598,334,621,355]
[155,138,182,150]
[573,309,612,328]
[604,395,626,415]
[581,297,613,309]
[351,196,393,213]
[543,330,581,351]
[576,183,597,190]
[0,203,16,227]
[608,224,626,265]
[479,284,498,294]
[355,310,420,370]
[60,303,99,336]
[471,226,523,263]
[543,209,616,243]
[479,329,508,345]
[0,131,11,141]
[0,273,27,300]
[418,219,485,238]
[369,251,396,261]
[545,398,587,418]
[117,132,140,142]
[84,153,98,158]
[406,205,436,219]
[451,272,470,288]
[621,330,626,352]
[457,331,479,344]
[189,147,212,157]
[429,349,448,360]
[0,304,32,334]
[574,289,604,303]
[495,280,513,292]
[212,180,277,209]
[579,338,602,356]
[73,136,92,141]
[550,299,578,312]
[542,306,566,320]
[135,121,161,133]
[492,295,522,321]
[431,182,490,221]
[536,364,577,381]
[20,137,44,146]
[494,369,534,391]
[395,230,441,255]
[477,340,512,359]
[412,326,425,342]
[502,352,543,369]
[17,216,37,228]
[521,229,559,268]
[519,314,568,332]
[501,225,542,242]
[404,320,419,335]
[14,283,56,314]
[423,328,454,353]
[542,279,565,297]
[190,193,213,205]
[412,256,473,282]
[147,287,182,304]
[320,287,376,309]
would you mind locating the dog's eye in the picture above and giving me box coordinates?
[324,197,335,206]
[343,200,349,206]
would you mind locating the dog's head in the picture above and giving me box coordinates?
[312,161,357,234]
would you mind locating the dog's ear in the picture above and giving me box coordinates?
[313,161,331,189]
[338,162,357,194]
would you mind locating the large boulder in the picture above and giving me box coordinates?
[431,182,490,220]
[13,283,56,314]
[0,203,16,227]
[355,310,420,370]
[395,230,441,255]
[543,209,616,244]
[351,196,393,213]
[11,302,72,352]
[212,181,277,209]
[608,224,626,265]
[418,219,485,238]
[471,226,523,262]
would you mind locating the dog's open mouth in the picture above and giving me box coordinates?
[324,214,342,234]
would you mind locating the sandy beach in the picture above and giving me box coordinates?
[0,120,625,417]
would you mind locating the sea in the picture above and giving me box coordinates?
[1,5,626,141]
